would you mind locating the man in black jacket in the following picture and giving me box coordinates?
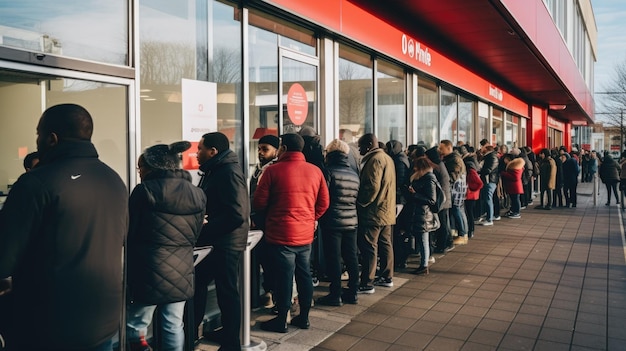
[478,145,499,226]
[193,132,249,351]
[0,104,128,351]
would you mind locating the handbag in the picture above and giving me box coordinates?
[426,213,441,232]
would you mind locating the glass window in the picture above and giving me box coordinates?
[417,76,438,147]
[338,45,373,146]
[478,101,489,144]
[140,0,243,174]
[520,118,527,147]
[458,95,474,146]
[0,69,129,196]
[492,107,503,146]
[376,60,405,146]
[281,56,317,134]
[248,11,316,56]
[0,0,128,65]
[440,88,457,143]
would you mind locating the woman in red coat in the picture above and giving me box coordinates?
[501,154,525,218]
[463,154,482,238]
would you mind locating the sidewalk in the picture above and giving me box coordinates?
[198,181,626,350]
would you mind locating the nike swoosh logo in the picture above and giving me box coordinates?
[71,174,81,180]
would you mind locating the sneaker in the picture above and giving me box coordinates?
[357,285,375,294]
[340,271,349,281]
[341,294,358,304]
[129,336,153,351]
[504,211,513,217]
[444,245,456,252]
[534,205,544,210]
[481,221,494,226]
[428,256,435,264]
[507,213,521,219]
[312,277,320,287]
[373,277,393,287]
[316,294,342,307]
[453,236,468,245]
[520,206,527,210]
[544,206,552,210]
[474,217,484,224]
[413,266,429,275]
[493,216,501,221]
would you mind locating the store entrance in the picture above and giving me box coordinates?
[0,67,130,199]
[279,49,319,134]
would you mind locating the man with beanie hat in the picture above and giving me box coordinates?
[356,133,396,293]
[193,132,249,350]
[249,134,280,309]
[127,141,206,351]
[254,133,329,332]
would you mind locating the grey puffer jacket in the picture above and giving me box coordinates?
[128,169,206,304]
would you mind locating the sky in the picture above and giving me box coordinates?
[592,0,626,111]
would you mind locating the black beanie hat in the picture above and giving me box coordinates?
[201,132,230,153]
[143,141,191,171]
[258,134,280,149]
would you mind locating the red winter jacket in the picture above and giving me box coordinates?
[466,167,483,200]
[253,151,330,246]
[501,157,524,195]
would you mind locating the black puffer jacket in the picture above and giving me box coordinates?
[386,140,411,204]
[197,149,250,251]
[128,170,206,304]
[480,150,500,184]
[408,172,438,233]
[319,151,359,231]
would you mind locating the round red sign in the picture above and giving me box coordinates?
[286,83,308,126]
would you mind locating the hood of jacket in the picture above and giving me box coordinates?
[386,140,403,156]
[506,157,525,171]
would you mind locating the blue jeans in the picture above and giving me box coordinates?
[449,205,467,236]
[415,231,430,267]
[127,301,186,351]
[268,244,313,317]
[481,183,496,221]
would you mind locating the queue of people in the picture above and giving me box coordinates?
[1,103,617,351]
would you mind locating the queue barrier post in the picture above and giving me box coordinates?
[241,230,266,351]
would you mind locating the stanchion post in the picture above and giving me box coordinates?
[593,173,598,206]
[240,230,266,351]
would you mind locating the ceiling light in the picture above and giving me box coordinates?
[549,104,566,110]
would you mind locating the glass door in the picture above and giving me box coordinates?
[279,49,318,134]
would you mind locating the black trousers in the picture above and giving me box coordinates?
[321,228,359,297]
[434,208,451,250]
[192,247,242,351]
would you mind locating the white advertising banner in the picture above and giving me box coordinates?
[181,78,217,140]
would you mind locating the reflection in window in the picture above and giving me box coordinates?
[478,102,489,144]
[376,60,405,146]
[0,1,128,65]
[338,45,373,146]
[492,107,503,146]
[440,88,457,143]
[417,76,438,147]
[458,95,474,146]
[139,0,243,166]
[281,57,317,134]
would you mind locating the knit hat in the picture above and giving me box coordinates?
[326,139,350,154]
[143,141,191,171]
[510,147,521,156]
[258,134,280,149]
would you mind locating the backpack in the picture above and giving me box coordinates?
[431,180,446,213]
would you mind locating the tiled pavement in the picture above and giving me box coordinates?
[197,181,626,350]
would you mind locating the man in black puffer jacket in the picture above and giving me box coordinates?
[0,104,128,351]
[316,139,360,307]
[126,141,206,351]
[194,132,249,350]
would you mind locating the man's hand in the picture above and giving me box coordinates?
[0,277,12,296]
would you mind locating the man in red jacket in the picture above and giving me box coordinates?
[253,133,330,333]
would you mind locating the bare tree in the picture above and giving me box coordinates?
[597,59,626,127]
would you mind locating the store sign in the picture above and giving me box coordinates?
[547,116,565,130]
[181,78,217,170]
[286,83,308,126]
[489,84,503,101]
[401,34,431,67]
